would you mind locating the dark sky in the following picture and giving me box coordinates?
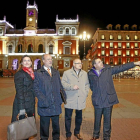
[0,0,139,59]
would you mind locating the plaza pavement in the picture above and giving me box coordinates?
[0,77,140,140]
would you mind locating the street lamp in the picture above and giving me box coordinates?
[79,31,90,59]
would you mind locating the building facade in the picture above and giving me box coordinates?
[0,1,80,74]
[87,24,140,68]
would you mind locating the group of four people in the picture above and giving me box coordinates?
[11,54,140,140]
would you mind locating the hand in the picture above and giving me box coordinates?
[134,61,140,66]
[73,85,79,90]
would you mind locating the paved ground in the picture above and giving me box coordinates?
[0,77,140,140]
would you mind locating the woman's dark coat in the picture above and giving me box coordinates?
[11,69,35,122]
[88,62,135,108]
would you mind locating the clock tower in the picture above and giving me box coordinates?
[26,1,38,28]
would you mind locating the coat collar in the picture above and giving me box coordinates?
[40,65,57,77]
[70,67,83,78]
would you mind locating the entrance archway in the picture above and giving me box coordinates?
[12,59,18,70]
[34,59,41,70]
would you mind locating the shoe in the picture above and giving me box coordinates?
[74,134,83,140]
[66,137,71,140]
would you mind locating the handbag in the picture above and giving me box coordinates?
[7,113,37,140]
[60,89,67,104]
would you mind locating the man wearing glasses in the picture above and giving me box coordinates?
[88,58,140,140]
[62,58,90,140]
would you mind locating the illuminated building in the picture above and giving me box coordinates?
[88,24,140,66]
[0,1,80,73]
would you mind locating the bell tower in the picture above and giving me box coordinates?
[26,1,38,28]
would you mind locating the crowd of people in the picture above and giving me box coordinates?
[11,54,140,140]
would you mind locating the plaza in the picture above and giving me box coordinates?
[0,77,140,140]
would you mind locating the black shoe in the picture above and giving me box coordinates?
[74,134,83,140]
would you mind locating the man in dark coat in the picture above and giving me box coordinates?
[34,54,66,140]
[88,58,140,140]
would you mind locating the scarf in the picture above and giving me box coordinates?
[22,67,34,80]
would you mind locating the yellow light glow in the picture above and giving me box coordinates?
[98,54,100,56]
[59,51,62,54]
[106,46,108,48]
[123,54,125,57]
[106,54,108,56]
[131,54,133,57]
[123,46,125,48]
[73,50,75,54]
[98,46,100,48]
[115,54,117,56]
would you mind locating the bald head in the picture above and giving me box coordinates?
[42,54,52,68]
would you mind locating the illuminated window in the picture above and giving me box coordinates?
[118,50,122,56]
[118,35,121,40]
[38,44,43,53]
[110,50,113,56]
[134,35,138,40]
[65,28,69,35]
[101,35,105,40]
[0,28,3,35]
[101,58,105,63]
[110,35,113,40]
[126,35,130,40]
[59,27,63,34]
[126,50,130,56]
[118,42,122,48]
[110,42,113,48]
[135,50,138,56]
[118,58,121,64]
[110,58,113,64]
[101,42,105,47]
[134,43,138,48]
[126,43,130,48]
[18,44,22,53]
[72,28,76,35]
[126,58,130,63]
[8,45,12,53]
[101,50,105,55]
[49,45,53,54]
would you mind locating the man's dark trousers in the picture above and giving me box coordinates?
[65,108,82,137]
[40,115,60,140]
[93,106,113,140]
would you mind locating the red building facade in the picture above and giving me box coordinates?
[89,24,140,66]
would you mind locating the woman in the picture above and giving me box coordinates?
[11,55,35,135]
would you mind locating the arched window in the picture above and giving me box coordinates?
[38,44,43,53]
[49,45,53,54]
[66,28,69,35]
[59,27,63,34]
[18,44,22,53]
[72,28,76,35]
[28,44,33,53]
[0,28,3,35]
[8,45,12,53]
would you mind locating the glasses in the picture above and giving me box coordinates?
[46,59,53,61]
[74,63,83,65]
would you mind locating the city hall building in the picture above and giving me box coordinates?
[0,1,80,75]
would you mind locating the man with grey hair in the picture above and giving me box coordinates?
[61,58,90,140]
[34,54,66,140]
[88,58,140,140]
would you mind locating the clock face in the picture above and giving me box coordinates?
[29,18,33,21]
[28,10,34,16]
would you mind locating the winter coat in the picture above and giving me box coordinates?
[88,62,135,108]
[11,69,35,122]
[34,66,66,116]
[61,68,90,110]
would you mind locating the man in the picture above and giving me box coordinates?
[61,58,90,140]
[34,54,66,140]
[88,58,140,140]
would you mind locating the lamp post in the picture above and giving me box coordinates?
[79,31,90,59]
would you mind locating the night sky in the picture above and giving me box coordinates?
[0,0,140,59]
